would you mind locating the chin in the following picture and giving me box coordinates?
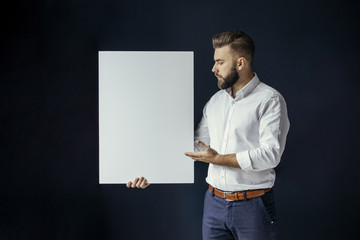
[217,82,225,89]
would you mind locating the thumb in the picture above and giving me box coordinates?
[196,140,209,150]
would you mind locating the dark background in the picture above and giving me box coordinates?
[1,0,359,239]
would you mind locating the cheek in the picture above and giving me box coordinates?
[222,64,231,72]
[220,67,229,76]
[218,63,232,75]
[219,66,226,74]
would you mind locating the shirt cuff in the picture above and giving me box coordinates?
[236,151,253,170]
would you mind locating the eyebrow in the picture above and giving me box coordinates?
[214,58,225,62]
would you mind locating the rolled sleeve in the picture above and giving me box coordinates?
[194,102,210,151]
[236,151,253,170]
[245,95,290,171]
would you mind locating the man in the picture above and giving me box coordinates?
[128,30,290,240]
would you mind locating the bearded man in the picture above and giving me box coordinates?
[128,30,290,240]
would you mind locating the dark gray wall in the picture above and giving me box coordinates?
[1,0,359,239]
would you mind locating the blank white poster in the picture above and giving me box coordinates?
[99,51,194,184]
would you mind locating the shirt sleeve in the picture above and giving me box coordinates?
[194,102,211,152]
[236,95,290,171]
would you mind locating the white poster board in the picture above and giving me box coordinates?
[99,51,194,184]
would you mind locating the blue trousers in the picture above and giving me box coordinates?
[202,188,277,240]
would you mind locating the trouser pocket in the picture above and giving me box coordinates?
[257,190,277,225]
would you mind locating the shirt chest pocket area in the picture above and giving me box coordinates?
[228,108,260,136]
[207,103,260,136]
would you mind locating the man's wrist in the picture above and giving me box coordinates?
[215,154,224,165]
[217,154,240,168]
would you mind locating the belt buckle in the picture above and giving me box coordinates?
[223,191,234,201]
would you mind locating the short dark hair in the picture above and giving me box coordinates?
[212,30,255,63]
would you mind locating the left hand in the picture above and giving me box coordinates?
[126,177,150,189]
[184,141,222,165]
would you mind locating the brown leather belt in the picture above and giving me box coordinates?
[209,185,271,201]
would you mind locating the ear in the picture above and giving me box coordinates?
[236,57,247,71]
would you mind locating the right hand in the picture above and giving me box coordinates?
[126,177,150,189]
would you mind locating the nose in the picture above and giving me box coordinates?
[212,63,217,73]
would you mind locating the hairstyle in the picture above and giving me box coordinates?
[212,30,255,64]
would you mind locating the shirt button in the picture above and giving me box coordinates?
[232,101,236,105]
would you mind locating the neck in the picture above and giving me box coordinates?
[231,71,255,98]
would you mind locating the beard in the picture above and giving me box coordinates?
[216,65,239,89]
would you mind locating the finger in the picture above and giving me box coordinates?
[196,141,209,149]
[140,178,150,189]
[189,154,207,161]
[188,155,202,159]
[136,177,144,188]
[126,181,132,188]
[185,152,201,157]
[131,178,139,188]
[185,152,202,158]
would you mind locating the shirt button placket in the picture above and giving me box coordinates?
[220,100,236,189]
[221,171,226,186]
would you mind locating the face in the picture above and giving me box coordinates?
[212,45,239,89]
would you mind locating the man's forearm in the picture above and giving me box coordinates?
[214,153,240,168]
[185,141,241,168]
[217,154,240,168]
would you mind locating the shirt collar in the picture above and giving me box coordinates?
[225,72,260,100]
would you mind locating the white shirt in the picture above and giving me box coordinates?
[194,73,290,191]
